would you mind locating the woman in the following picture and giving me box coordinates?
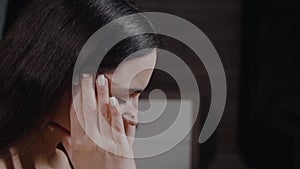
[0,0,159,168]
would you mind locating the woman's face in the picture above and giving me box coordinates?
[52,49,157,133]
[106,49,157,122]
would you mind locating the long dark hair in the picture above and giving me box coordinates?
[0,0,159,155]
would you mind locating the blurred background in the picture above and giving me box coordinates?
[0,0,299,169]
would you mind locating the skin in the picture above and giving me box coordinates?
[1,49,157,169]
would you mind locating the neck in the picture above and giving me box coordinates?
[10,127,65,168]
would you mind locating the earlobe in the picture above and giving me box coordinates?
[50,90,71,133]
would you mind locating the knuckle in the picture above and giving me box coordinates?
[111,109,120,117]
[113,123,124,133]
[99,106,107,116]
[83,102,97,113]
[81,80,92,89]
[100,111,108,121]
[97,87,106,95]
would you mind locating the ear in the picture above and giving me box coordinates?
[50,90,71,132]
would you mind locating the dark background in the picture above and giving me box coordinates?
[0,0,299,169]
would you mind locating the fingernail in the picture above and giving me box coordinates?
[82,73,90,78]
[97,74,106,87]
[109,97,118,107]
[72,75,79,86]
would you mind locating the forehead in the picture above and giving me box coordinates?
[105,49,157,92]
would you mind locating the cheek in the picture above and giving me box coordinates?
[119,96,139,114]
[131,95,140,111]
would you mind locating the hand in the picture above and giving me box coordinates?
[61,74,137,169]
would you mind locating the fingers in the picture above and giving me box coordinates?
[123,112,138,146]
[70,77,85,138]
[81,74,99,138]
[109,97,128,145]
[124,125,136,147]
[70,73,129,149]
[96,75,112,138]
